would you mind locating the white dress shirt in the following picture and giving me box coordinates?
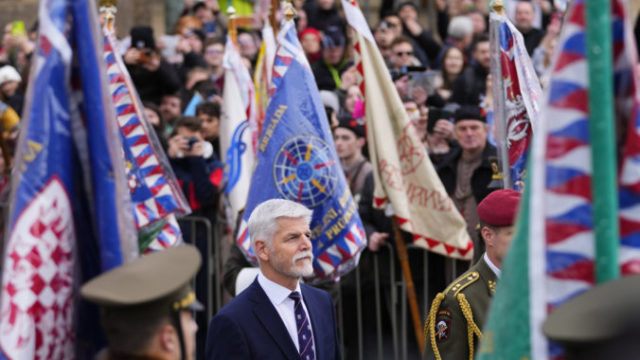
[257,272,317,357]
[484,252,501,278]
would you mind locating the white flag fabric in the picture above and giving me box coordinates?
[221,38,257,229]
[343,0,473,259]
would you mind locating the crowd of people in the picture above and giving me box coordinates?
[2,0,640,359]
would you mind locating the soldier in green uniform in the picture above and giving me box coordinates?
[423,189,520,360]
[80,245,202,360]
[544,274,640,360]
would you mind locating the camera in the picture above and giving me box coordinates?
[187,137,199,150]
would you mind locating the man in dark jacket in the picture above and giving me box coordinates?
[125,26,182,105]
[311,26,351,91]
[449,34,490,107]
[437,105,497,259]
[514,1,545,56]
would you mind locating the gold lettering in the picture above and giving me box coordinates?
[23,140,43,163]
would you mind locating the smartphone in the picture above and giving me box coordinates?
[407,70,437,97]
[427,107,452,134]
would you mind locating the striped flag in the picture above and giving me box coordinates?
[478,0,640,358]
[253,22,276,136]
[102,30,190,252]
[489,11,542,191]
[342,0,473,259]
[0,0,137,358]
[235,19,366,279]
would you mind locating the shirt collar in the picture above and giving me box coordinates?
[484,252,501,278]
[257,272,302,305]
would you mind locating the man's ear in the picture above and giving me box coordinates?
[481,226,494,247]
[159,323,178,353]
[357,137,366,148]
[255,239,270,262]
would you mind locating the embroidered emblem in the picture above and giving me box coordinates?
[488,280,497,294]
[435,309,452,343]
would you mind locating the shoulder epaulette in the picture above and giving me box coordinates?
[443,271,480,297]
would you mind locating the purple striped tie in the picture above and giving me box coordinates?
[289,291,315,360]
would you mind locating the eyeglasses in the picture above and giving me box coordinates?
[395,51,413,57]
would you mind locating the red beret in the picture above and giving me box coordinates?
[477,189,521,227]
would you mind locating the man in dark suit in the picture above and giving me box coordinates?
[205,199,341,360]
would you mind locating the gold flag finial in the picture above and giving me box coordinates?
[228,6,238,44]
[492,0,504,15]
[99,0,118,33]
[284,0,296,22]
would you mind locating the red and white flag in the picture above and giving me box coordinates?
[342,0,473,259]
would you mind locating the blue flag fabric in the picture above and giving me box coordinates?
[235,21,366,280]
[0,0,137,358]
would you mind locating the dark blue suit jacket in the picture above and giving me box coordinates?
[205,278,341,360]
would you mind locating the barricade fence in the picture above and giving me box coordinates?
[0,202,464,360]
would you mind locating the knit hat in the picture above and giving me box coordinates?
[0,65,21,85]
[322,26,346,49]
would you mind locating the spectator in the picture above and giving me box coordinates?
[299,27,322,63]
[449,34,490,107]
[389,35,422,70]
[424,105,455,165]
[465,8,488,37]
[176,27,207,76]
[514,1,546,56]
[311,26,351,91]
[396,1,442,67]
[203,36,226,92]
[195,101,221,156]
[531,11,561,88]
[124,26,181,105]
[373,20,398,65]
[295,8,309,33]
[437,105,497,258]
[192,0,223,36]
[237,30,260,66]
[381,12,429,66]
[435,15,473,68]
[159,92,183,136]
[303,0,345,33]
[0,65,23,117]
[143,102,168,150]
[437,46,466,101]
[333,118,372,198]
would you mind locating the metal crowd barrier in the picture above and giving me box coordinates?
[334,243,461,360]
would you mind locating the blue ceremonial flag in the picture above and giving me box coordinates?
[0,0,137,358]
[235,20,366,280]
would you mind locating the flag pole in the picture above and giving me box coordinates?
[489,0,511,190]
[392,218,425,354]
[228,6,238,45]
[585,0,619,283]
[270,0,279,36]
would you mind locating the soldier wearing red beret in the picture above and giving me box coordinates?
[423,189,520,360]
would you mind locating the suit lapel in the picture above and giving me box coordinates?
[248,280,300,360]
[301,285,323,360]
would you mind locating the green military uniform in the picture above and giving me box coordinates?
[423,256,497,360]
[543,274,640,360]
